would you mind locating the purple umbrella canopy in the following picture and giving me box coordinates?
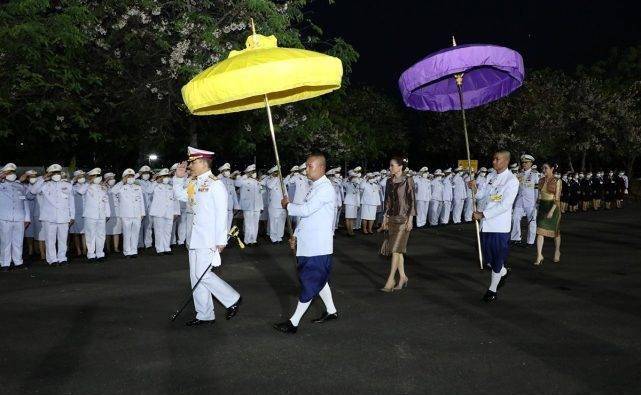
[399,44,525,112]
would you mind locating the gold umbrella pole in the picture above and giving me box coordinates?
[455,74,484,270]
[264,94,296,243]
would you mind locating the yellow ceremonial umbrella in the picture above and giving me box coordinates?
[182,20,343,238]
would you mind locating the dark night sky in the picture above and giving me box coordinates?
[309,0,641,92]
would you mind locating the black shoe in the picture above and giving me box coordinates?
[51,262,59,266]
[482,290,497,302]
[156,252,164,256]
[498,270,510,290]
[1,267,9,273]
[273,320,297,334]
[185,318,215,327]
[226,297,242,320]
[59,261,69,266]
[311,311,339,324]
[96,257,105,263]
[86,258,96,264]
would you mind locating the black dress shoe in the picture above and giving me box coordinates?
[226,297,242,320]
[273,320,297,334]
[498,270,510,290]
[51,262,59,266]
[1,267,9,273]
[482,290,497,302]
[185,318,215,327]
[311,311,339,323]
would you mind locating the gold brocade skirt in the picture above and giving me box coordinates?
[536,199,561,238]
[386,216,411,254]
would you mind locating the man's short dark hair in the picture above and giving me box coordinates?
[308,151,326,168]
[496,150,511,161]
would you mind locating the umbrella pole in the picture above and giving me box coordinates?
[455,76,484,270]
[263,95,296,245]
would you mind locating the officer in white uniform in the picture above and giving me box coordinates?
[69,170,87,257]
[173,147,241,327]
[235,164,263,245]
[111,168,145,257]
[29,164,75,265]
[147,168,180,255]
[0,163,30,270]
[429,169,444,226]
[263,166,286,243]
[104,172,122,253]
[440,168,454,224]
[414,167,431,228]
[137,165,154,248]
[511,154,539,246]
[76,168,110,262]
[218,162,239,231]
[343,170,361,236]
[452,166,467,224]
[22,170,39,259]
[360,173,382,234]
[463,170,475,222]
[284,165,298,200]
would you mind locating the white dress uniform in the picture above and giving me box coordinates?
[24,181,37,239]
[137,170,154,248]
[76,182,110,259]
[29,176,75,264]
[173,169,240,321]
[70,182,85,234]
[511,168,540,245]
[220,175,239,231]
[148,179,180,253]
[429,175,444,226]
[106,183,122,236]
[264,175,286,242]
[343,179,360,219]
[360,179,381,221]
[0,179,30,267]
[414,176,431,227]
[463,173,474,222]
[452,172,467,223]
[330,175,343,230]
[440,173,454,224]
[235,174,263,244]
[26,187,45,242]
[111,178,145,256]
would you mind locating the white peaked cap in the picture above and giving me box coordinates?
[2,163,17,172]
[510,163,519,169]
[157,168,170,177]
[268,165,278,174]
[298,162,307,170]
[419,166,428,172]
[103,172,115,179]
[353,166,362,172]
[454,166,463,172]
[122,168,135,177]
[434,169,444,176]
[520,154,535,162]
[326,169,335,176]
[47,164,63,173]
[479,167,488,172]
[170,163,179,171]
[444,167,452,173]
[244,164,256,173]
[87,168,102,176]
[218,163,231,171]
[290,165,299,172]
[348,170,357,177]
[72,170,84,177]
[139,165,151,173]
[187,146,214,160]
[24,170,37,176]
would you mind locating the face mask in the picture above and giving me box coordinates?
[93,177,102,184]
[250,173,257,179]
[162,177,170,184]
[77,177,86,184]
[107,179,116,186]
[142,173,150,180]
[29,177,37,184]
[422,174,428,178]
[223,170,230,177]
[5,173,16,182]
[52,174,62,182]
[126,177,135,185]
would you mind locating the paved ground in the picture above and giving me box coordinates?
[1,203,640,394]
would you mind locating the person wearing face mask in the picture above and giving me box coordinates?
[218,163,238,232]
[21,170,39,261]
[75,168,110,262]
[146,168,180,255]
[360,173,382,235]
[29,163,75,266]
[326,168,343,232]
[70,170,87,257]
[262,165,286,243]
[428,169,444,226]
[137,165,154,249]
[110,168,145,258]
[343,170,361,236]
[0,163,31,271]
[103,172,122,254]
[234,164,263,245]
[258,173,270,238]
[510,155,540,247]
[440,168,454,225]
[451,166,467,224]
[475,168,488,211]
[25,171,46,261]
[413,167,431,228]
[291,163,311,229]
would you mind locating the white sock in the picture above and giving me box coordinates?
[289,301,311,327]
[489,271,502,292]
[500,266,507,276]
[318,283,337,314]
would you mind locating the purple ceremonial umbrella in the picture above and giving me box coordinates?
[398,40,525,268]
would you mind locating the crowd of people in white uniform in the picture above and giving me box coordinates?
[0,154,631,272]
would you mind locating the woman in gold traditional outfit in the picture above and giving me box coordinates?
[534,161,562,265]
[379,156,415,292]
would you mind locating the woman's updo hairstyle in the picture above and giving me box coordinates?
[390,155,409,171]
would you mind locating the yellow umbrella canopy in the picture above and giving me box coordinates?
[181,34,343,115]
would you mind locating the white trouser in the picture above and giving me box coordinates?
[171,216,178,245]
[354,207,362,229]
[140,215,153,248]
[463,197,474,222]
[334,207,342,230]
[416,200,429,227]
[43,221,69,264]
[440,201,452,224]
[1,220,24,267]
[121,217,142,256]
[227,210,234,231]
[84,218,106,259]
[452,198,465,223]
[243,210,260,244]
[268,208,286,242]
[153,216,173,253]
[185,213,194,248]
[428,200,442,226]
[511,204,537,244]
[177,213,187,245]
[189,248,240,321]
